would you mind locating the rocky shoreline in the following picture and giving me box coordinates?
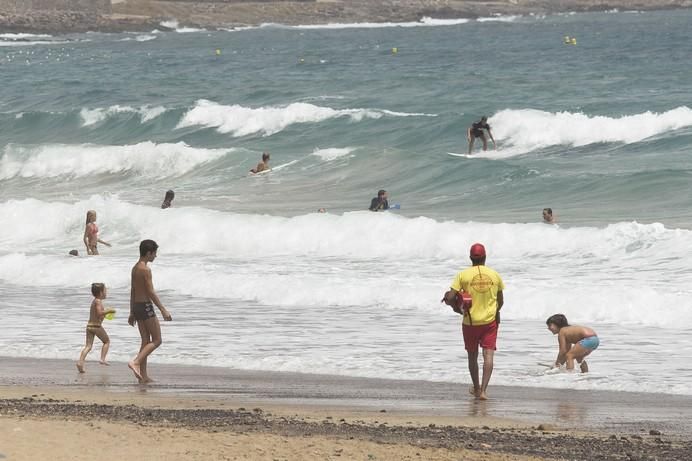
[3,396,691,460]
[1,0,692,35]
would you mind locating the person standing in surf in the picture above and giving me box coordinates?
[250,152,271,174]
[369,189,389,211]
[83,210,111,255]
[467,116,496,154]
[442,243,504,400]
[128,239,172,383]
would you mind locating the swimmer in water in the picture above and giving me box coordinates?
[161,190,175,209]
[83,210,111,255]
[369,189,389,212]
[250,152,271,174]
[542,208,556,224]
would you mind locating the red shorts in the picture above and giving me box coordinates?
[462,321,498,352]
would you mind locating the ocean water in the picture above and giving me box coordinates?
[1,10,692,396]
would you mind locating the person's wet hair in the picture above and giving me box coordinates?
[69,249,79,257]
[91,282,105,297]
[262,152,270,161]
[139,239,159,257]
[378,189,386,197]
[481,116,488,122]
[543,208,553,215]
[85,210,96,224]
[546,314,569,329]
[165,190,175,200]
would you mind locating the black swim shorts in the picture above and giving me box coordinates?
[133,301,156,321]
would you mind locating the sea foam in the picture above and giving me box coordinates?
[177,99,437,137]
[0,142,232,179]
[491,106,692,152]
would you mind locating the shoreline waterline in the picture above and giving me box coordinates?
[2,356,692,436]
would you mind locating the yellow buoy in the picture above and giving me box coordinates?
[570,38,577,45]
[392,47,398,54]
[215,49,221,55]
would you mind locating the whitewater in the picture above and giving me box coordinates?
[1,9,692,396]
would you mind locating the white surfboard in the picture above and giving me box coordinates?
[249,159,299,176]
[447,152,476,158]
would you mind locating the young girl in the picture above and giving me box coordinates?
[77,283,116,373]
[83,210,111,255]
[546,314,599,373]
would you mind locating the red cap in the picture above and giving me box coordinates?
[470,243,486,258]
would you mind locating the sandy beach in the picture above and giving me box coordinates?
[1,357,691,460]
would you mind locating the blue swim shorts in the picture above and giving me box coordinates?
[578,335,599,350]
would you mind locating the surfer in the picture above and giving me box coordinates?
[76,283,115,373]
[161,190,175,209]
[369,189,389,211]
[442,243,504,400]
[542,208,556,224]
[546,314,598,373]
[250,152,271,174]
[128,239,172,384]
[83,210,111,255]
[467,116,496,154]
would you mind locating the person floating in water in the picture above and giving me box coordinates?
[161,190,175,209]
[546,314,598,373]
[83,210,111,255]
[250,152,271,174]
[369,189,389,212]
[467,116,496,154]
[542,208,556,224]
[76,283,115,373]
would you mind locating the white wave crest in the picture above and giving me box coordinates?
[0,142,232,179]
[312,147,356,161]
[177,99,437,137]
[265,16,469,30]
[0,33,53,39]
[476,15,521,23]
[160,19,206,33]
[80,105,167,125]
[491,106,692,152]
[0,198,690,331]
[118,34,158,42]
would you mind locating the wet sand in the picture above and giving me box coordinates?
[1,357,691,460]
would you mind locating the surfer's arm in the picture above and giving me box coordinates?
[97,238,111,247]
[488,129,497,148]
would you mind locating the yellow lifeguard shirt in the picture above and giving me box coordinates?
[450,265,505,326]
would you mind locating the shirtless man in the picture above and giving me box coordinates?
[546,314,598,373]
[467,116,496,154]
[128,239,172,383]
[250,152,270,174]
